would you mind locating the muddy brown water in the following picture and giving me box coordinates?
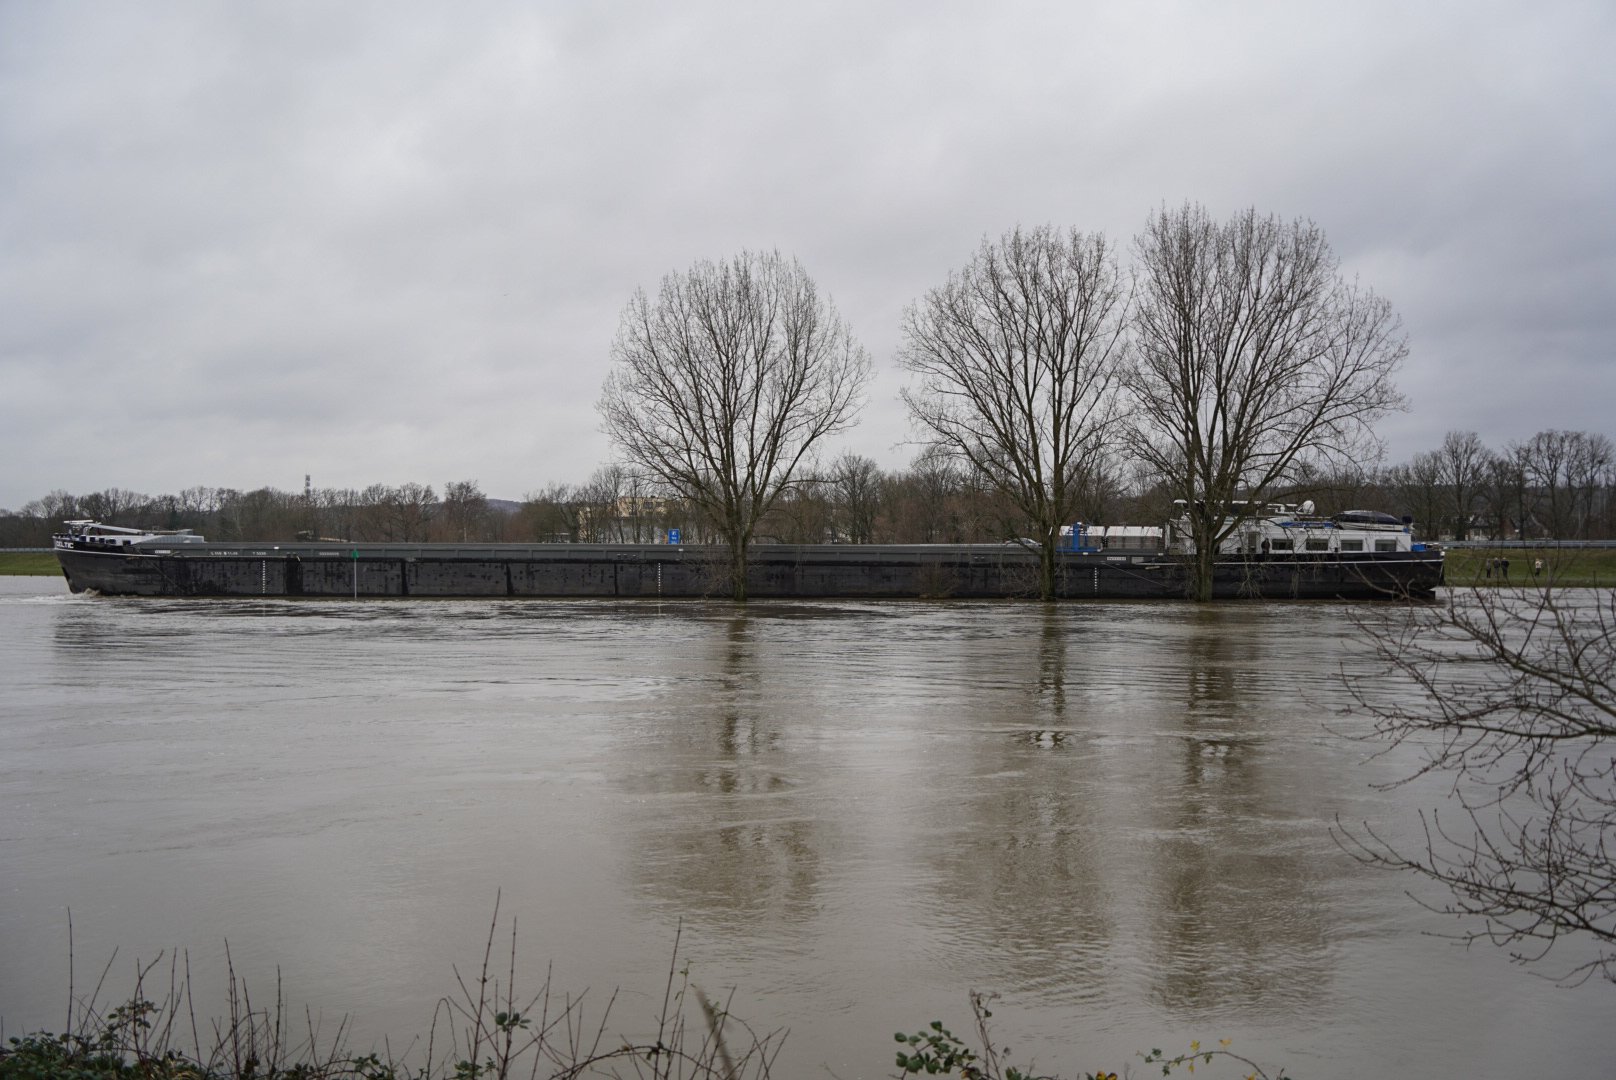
[0,577,1606,1077]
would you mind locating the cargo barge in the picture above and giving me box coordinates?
[52,504,1443,600]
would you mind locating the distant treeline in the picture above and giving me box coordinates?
[3,428,1612,548]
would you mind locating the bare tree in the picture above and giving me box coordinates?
[829,452,883,543]
[883,448,966,543]
[1340,586,1616,984]
[899,225,1128,599]
[441,479,489,543]
[598,250,871,600]
[760,479,834,543]
[1126,204,1407,600]
[576,465,629,543]
[352,484,392,541]
[1567,432,1615,539]
[77,487,149,525]
[1285,461,1391,519]
[316,486,362,542]
[390,483,438,542]
[616,467,661,543]
[349,483,438,542]
[1482,445,1531,540]
[1386,454,1446,542]
[1522,430,1579,538]
[1598,451,1616,540]
[1433,430,1494,541]
[520,482,582,542]
[30,490,81,524]
[1515,429,1613,540]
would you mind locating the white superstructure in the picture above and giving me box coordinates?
[52,520,206,551]
[1164,500,1423,556]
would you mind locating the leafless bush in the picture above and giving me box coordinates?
[7,905,782,1080]
[1339,586,1616,984]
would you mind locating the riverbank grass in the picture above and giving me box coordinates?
[1443,546,1616,588]
[0,552,60,576]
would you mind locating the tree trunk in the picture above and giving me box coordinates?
[730,541,749,603]
[1192,545,1217,602]
[1125,204,1407,603]
[1189,518,1219,602]
[598,251,872,599]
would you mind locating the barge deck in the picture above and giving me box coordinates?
[54,536,1443,601]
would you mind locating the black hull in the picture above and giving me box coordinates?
[56,542,1443,601]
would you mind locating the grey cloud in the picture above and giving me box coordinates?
[3,2,1612,508]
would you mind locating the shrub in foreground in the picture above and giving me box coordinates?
[3,922,1292,1080]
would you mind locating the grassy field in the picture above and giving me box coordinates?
[0,551,61,575]
[1442,545,1616,588]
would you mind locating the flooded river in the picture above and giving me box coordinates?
[0,576,1606,1077]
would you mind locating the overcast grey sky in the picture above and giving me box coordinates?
[2,1,1612,509]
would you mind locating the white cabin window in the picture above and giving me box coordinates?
[1305,538,1330,551]
[1270,538,1294,551]
[1339,539,1364,552]
[1375,539,1398,552]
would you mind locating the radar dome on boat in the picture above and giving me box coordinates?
[1299,500,1315,515]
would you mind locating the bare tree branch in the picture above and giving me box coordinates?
[898,225,1128,599]
[598,251,871,600]
[1125,204,1407,600]
[1340,586,1616,984]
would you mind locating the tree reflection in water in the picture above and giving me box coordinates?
[915,607,1120,1001]
[1143,606,1330,1014]
[623,610,827,931]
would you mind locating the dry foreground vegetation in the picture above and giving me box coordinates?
[0,912,1291,1080]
